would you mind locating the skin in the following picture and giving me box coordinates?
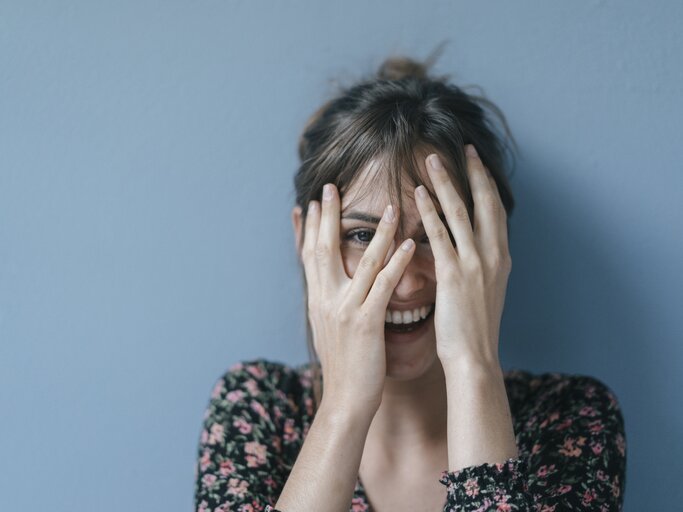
[290,144,518,499]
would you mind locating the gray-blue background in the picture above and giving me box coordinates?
[1,1,681,510]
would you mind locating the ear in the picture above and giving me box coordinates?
[291,205,303,261]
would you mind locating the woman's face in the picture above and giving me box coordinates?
[293,150,462,380]
[339,155,442,378]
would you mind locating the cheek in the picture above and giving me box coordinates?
[341,246,364,279]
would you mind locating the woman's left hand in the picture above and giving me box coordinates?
[415,144,511,368]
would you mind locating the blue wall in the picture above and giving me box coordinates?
[1,1,681,510]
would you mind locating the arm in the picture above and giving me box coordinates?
[272,398,374,512]
[194,360,375,512]
[438,373,627,511]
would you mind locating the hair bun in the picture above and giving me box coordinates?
[377,56,429,80]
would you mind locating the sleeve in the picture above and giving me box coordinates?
[194,360,289,512]
[437,375,627,511]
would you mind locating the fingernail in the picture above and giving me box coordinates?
[401,239,415,251]
[308,200,318,213]
[383,204,395,223]
[415,185,427,198]
[466,144,478,158]
[323,184,333,200]
[428,154,442,170]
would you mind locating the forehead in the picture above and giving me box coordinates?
[340,151,439,215]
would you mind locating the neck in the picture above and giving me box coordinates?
[364,356,449,467]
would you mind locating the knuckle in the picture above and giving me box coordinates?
[463,253,483,273]
[358,253,380,271]
[314,243,331,260]
[453,205,470,221]
[336,304,352,324]
[373,270,392,291]
[482,192,502,213]
[431,225,451,242]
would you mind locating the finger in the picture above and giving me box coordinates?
[425,153,477,260]
[317,183,346,290]
[363,237,416,313]
[301,200,321,295]
[346,203,400,306]
[465,145,506,254]
[414,184,458,272]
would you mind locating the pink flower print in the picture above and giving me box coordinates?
[585,384,597,398]
[250,400,270,421]
[219,459,236,477]
[246,364,267,379]
[244,441,268,467]
[612,475,621,498]
[557,484,572,495]
[209,423,225,445]
[200,429,209,444]
[616,433,626,457]
[464,477,480,497]
[283,418,300,443]
[555,418,573,431]
[227,389,245,403]
[538,505,556,512]
[531,443,542,455]
[576,436,587,446]
[227,478,250,498]
[233,417,253,434]
[201,473,217,489]
[240,504,255,512]
[351,497,369,511]
[579,406,597,417]
[559,437,582,457]
[588,420,604,434]
[591,442,604,455]
[496,503,512,512]
[596,469,608,482]
[211,380,225,399]
[536,465,549,478]
[229,362,244,372]
[244,379,260,396]
[582,488,597,506]
[539,411,560,429]
[197,500,209,512]
[199,449,212,471]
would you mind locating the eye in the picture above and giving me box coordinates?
[344,229,375,246]
[343,229,432,247]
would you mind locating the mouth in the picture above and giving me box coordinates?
[384,303,435,334]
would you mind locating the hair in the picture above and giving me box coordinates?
[292,51,517,412]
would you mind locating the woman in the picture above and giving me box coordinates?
[194,55,627,511]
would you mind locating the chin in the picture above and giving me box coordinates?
[384,330,439,380]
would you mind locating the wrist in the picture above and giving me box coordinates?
[439,352,502,377]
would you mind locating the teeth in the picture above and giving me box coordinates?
[385,304,433,324]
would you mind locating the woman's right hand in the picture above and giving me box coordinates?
[301,183,417,419]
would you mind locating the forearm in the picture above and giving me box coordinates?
[443,358,518,472]
[274,399,374,512]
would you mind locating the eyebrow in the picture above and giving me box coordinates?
[341,210,448,230]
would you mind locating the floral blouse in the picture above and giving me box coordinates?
[194,358,627,511]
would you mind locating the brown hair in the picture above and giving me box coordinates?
[293,52,517,412]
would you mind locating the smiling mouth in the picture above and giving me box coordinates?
[384,306,434,333]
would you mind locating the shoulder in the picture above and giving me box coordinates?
[504,368,625,432]
[504,368,621,403]
[205,358,314,429]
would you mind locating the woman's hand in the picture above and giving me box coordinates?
[415,144,511,368]
[301,183,416,418]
